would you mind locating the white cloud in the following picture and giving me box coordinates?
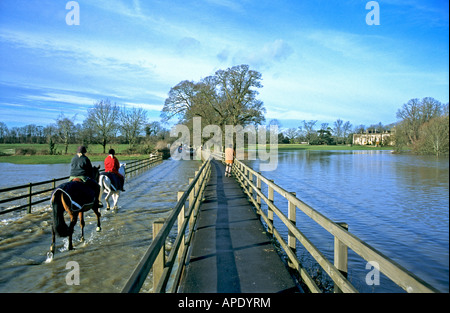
[25,93,95,106]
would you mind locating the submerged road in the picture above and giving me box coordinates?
[0,159,201,293]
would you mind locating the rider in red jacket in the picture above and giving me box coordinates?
[104,149,125,191]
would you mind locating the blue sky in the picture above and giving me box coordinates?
[0,0,448,129]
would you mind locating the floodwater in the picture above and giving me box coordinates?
[0,150,448,293]
[0,159,202,292]
[247,150,449,293]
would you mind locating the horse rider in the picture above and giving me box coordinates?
[69,145,101,205]
[104,148,125,191]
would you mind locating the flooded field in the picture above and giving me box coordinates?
[0,159,202,292]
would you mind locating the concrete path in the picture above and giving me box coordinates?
[179,160,298,293]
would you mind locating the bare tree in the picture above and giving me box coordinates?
[333,119,344,144]
[56,114,76,154]
[85,99,120,153]
[120,106,147,148]
[302,120,317,144]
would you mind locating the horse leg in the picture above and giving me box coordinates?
[67,214,77,250]
[93,206,102,232]
[61,193,77,250]
[105,190,111,210]
[79,212,85,242]
[49,227,56,258]
[99,177,104,208]
[112,192,119,210]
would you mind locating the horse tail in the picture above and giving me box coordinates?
[51,191,71,237]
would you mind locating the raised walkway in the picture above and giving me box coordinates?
[179,160,298,293]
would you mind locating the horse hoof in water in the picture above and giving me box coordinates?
[96,226,102,232]
[46,251,54,263]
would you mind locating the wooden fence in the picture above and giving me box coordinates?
[121,158,211,293]
[214,152,439,293]
[0,156,162,216]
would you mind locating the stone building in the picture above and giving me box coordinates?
[352,132,394,146]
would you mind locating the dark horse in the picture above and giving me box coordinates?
[48,166,101,260]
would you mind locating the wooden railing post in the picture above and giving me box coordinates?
[268,180,274,235]
[334,222,349,293]
[27,183,32,214]
[288,192,297,269]
[177,191,185,262]
[256,173,262,211]
[194,171,199,196]
[189,178,194,210]
[152,220,165,290]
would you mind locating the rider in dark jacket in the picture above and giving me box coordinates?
[69,146,101,207]
[70,146,93,180]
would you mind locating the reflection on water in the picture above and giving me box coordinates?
[247,150,449,292]
[0,159,202,293]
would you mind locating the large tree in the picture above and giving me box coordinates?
[161,64,266,131]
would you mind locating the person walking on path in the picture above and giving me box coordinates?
[225,144,235,177]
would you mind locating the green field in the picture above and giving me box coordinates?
[0,144,149,164]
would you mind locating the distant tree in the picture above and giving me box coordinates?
[120,106,147,148]
[284,128,299,143]
[342,121,353,144]
[85,99,120,153]
[302,120,317,144]
[56,114,76,154]
[333,119,344,144]
[354,124,366,134]
[395,97,447,155]
[312,127,335,145]
[0,122,8,143]
[396,97,442,147]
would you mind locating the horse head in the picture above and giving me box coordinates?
[92,165,101,183]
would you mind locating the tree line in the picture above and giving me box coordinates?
[275,119,394,145]
[0,99,170,155]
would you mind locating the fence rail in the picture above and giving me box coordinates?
[121,158,211,293]
[213,152,439,293]
[0,155,162,216]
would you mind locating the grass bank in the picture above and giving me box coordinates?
[0,144,150,164]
